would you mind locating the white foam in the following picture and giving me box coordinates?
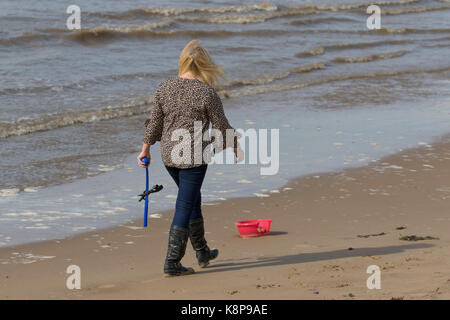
[384,165,403,169]
[254,193,270,198]
[71,212,84,216]
[4,211,38,217]
[25,254,55,260]
[73,226,89,231]
[122,226,144,230]
[3,213,19,217]
[24,226,49,230]
[218,189,238,194]
[4,253,56,264]
[22,211,38,216]
[98,164,119,172]
[0,188,19,197]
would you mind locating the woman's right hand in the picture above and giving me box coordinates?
[137,144,151,168]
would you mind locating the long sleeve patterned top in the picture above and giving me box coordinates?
[143,76,238,169]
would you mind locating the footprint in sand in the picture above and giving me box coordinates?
[322,264,344,272]
[288,272,301,280]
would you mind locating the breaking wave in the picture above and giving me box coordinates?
[279,0,422,11]
[295,40,411,57]
[296,46,325,57]
[382,4,450,15]
[3,25,449,46]
[333,50,406,63]
[174,8,316,24]
[0,97,153,139]
[87,0,422,21]
[287,17,358,25]
[0,71,166,96]
[218,66,450,98]
[88,2,278,19]
[217,62,325,89]
[326,40,413,50]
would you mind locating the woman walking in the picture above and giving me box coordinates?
[137,40,242,277]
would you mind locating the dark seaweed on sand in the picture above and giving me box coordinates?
[357,232,386,238]
[399,235,439,241]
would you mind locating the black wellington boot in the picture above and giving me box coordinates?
[189,218,219,268]
[163,225,195,277]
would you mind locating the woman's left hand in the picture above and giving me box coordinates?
[234,146,244,163]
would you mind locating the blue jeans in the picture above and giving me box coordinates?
[165,165,208,229]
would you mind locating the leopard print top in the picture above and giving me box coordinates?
[143,76,238,168]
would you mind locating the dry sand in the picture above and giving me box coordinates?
[1,135,450,300]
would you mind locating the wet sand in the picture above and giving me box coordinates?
[1,135,450,300]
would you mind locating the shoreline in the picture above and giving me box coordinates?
[1,130,448,249]
[1,133,450,299]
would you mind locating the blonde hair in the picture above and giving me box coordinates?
[178,40,225,87]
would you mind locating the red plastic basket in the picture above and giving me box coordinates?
[235,219,272,238]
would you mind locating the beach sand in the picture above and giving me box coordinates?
[1,135,450,300]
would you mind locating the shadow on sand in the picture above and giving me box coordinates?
[232,231,288,239]
[199,243,434,274]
